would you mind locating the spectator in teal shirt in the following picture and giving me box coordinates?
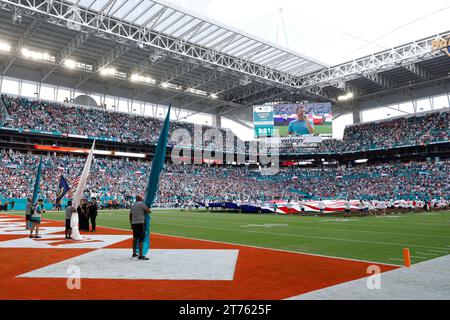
[288,106,315,136]
[30,199,45,238]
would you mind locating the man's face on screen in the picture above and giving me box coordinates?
[297,107,306,120]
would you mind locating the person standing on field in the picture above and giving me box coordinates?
[344,199,351,218]
[29,199,45,239]
[317,199,326,216]
[65,200,76,240]
[89,197,99,232]
[129,195,151,261]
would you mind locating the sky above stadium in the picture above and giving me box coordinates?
[172,0,450,66]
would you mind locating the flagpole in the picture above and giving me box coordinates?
[71,141,96,241]
[32,155,43,204]
[72,141,96,209]
[29,155,43,229]
[141,105,171,256]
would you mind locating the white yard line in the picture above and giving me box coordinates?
[416,252,440,256]
[153,221,450,251]
[152,215,450,238]
[427,249,450,253]
[411,255,430,259]
[389,258,406,262]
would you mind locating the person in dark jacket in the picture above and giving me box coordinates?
[78,199,89,231]
[89,198,99,232]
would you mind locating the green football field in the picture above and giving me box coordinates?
[12,209,450,266]
[276,124,332,136]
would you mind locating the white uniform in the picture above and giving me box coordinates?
[389,199,394,208]
[299,201,305,210]
[317,201,326,213]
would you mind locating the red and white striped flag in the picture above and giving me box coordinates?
[71,176,81,190]
[72,141,95,209]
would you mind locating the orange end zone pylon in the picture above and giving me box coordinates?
[403,248,411,267]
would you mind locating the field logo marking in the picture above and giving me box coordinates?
[0,219,64,235]
[33,238,104,246]
[66,265,81,290]
[0,234,131,249]
[366,265,381,290]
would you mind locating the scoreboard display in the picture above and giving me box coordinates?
[253,106,274,138]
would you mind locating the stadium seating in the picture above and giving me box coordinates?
[0,94,245,153]
[2,94,448,155]
[281,109,450,154]
[1,151,448,208]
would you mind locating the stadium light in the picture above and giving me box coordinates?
[337,92,354,101]
[99,67,116,76]
[130,74,156,84]
[21,48,54,62]
[0,41,11,52]
[186,88,207,96]
[355,159,369,164]
[64,59,77,69]
[161,82,182,90]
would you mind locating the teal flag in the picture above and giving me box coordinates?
[32,155,43,204]
[142,105,171,256]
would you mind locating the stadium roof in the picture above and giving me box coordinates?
[0,0,449,123]
[65,0,327,76]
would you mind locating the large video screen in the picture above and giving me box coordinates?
[273,103,333,137]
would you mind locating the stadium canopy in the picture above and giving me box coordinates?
[0,0,449,123]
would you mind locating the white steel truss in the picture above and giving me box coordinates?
[0,0,448,106]
[0,0,325,88]
[76,41,131,87]
[1,16,44,74]
[41,30,92,81]
[297,30,450,89]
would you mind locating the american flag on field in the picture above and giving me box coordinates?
[72,176,81,190]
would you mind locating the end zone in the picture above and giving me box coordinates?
[0,214,399,300]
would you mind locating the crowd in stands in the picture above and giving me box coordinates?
[1,95,449,155]
[1,150,448,208]
[0,95,245,153]
[274,103,331,115]
[280,109,450,154]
